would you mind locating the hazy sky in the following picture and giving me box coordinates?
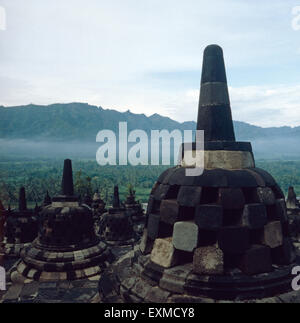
[1,0,300,127]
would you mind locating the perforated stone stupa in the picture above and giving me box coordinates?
[15,159,112,281]
[98,45,298,303]
[4,187,38,257]
[0,200,5,265]
[124,186,146,237]
[99,186,137,246]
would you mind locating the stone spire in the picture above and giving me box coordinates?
[43,191,52,206]
[18,187,27,211]
[61,159,74,196]
[197,44,235,142]
[286,186,299,209]
[112,186,120,208]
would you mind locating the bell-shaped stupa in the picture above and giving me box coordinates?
[99,186,136,246]
[99,45,298,302]
[0,200,5,265]
[4,187,38,257]
[124,185,146,237]
[15,159,112,281]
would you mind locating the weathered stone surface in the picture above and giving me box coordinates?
[145,286,170,303]
[169,294,215,303]
[218,188,245,210]
[177,186,202,207]
[238,245,272,275]
[240,204,267,229]
[146,196,155,215]
[159,264,192,293]
[147,213,173,240]
[262,221,283,249]
[173,222,199,252]
[195,204,223,230]
[202,150,254,170]
[255,187,276,205]
[160,200,180,225]
[271,238,296,265]
[122,276,136,291]
[217,226,250,254]
[147,214,160,240]
[278,290,300,303]
[193,245,224,275]
[275,199,288,222]
[140,229,154,255]
[151,238,178,268]
[131,278,152,299]
[153,185,171,201]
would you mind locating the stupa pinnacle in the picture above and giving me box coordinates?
[197,44,235,142]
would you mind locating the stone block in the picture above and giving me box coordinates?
[195,204,223,230]
[131,278,152,299]
[140,229,153,255]
[160,199,181,225]
[262,221,283,249]
[159,263,192,293]
[240,204,267,229]
[217,226,250,254]
[153,185,171,201]
[172,222,199,252]
[271,238,296,265]
[146,196,155,215]
[193,245,224,275]
[238,245,272,275]
[218,188,245,210]
[177,186,202,207]
[255,187,276,205]
[147,214,160,240]
[150,238,178,268]
[145,286,171,303]
[275,199,288,222]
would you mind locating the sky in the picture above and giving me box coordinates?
[1,0,300,127]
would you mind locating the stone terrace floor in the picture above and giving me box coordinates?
[0,245,134,303]
[1,243,300,303]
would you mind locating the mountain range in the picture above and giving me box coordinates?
[0,102,299,159]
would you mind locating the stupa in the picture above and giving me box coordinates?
[124,185,146,237]
[98,45,297,302]
[83,191,93,208]
[99,186,136,246]
[42,191,52,208]
[4,187,38,257]
[286,187,299,210]
[92,192,106,218]
[15,159,112,281]
[286,187,300,241]
[0,200,5,265]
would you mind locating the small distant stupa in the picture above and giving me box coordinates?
[4,187,39,257]
[0,200,6,266]
[15,159,112,281]
[124,185,146,237]
[286,186,299,210]
[99,186,136,246]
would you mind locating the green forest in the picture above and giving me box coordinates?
[0,158,300,208]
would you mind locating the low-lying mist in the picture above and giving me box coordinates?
[0,137,299,161]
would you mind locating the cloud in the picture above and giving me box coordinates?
[0,0,300,127]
